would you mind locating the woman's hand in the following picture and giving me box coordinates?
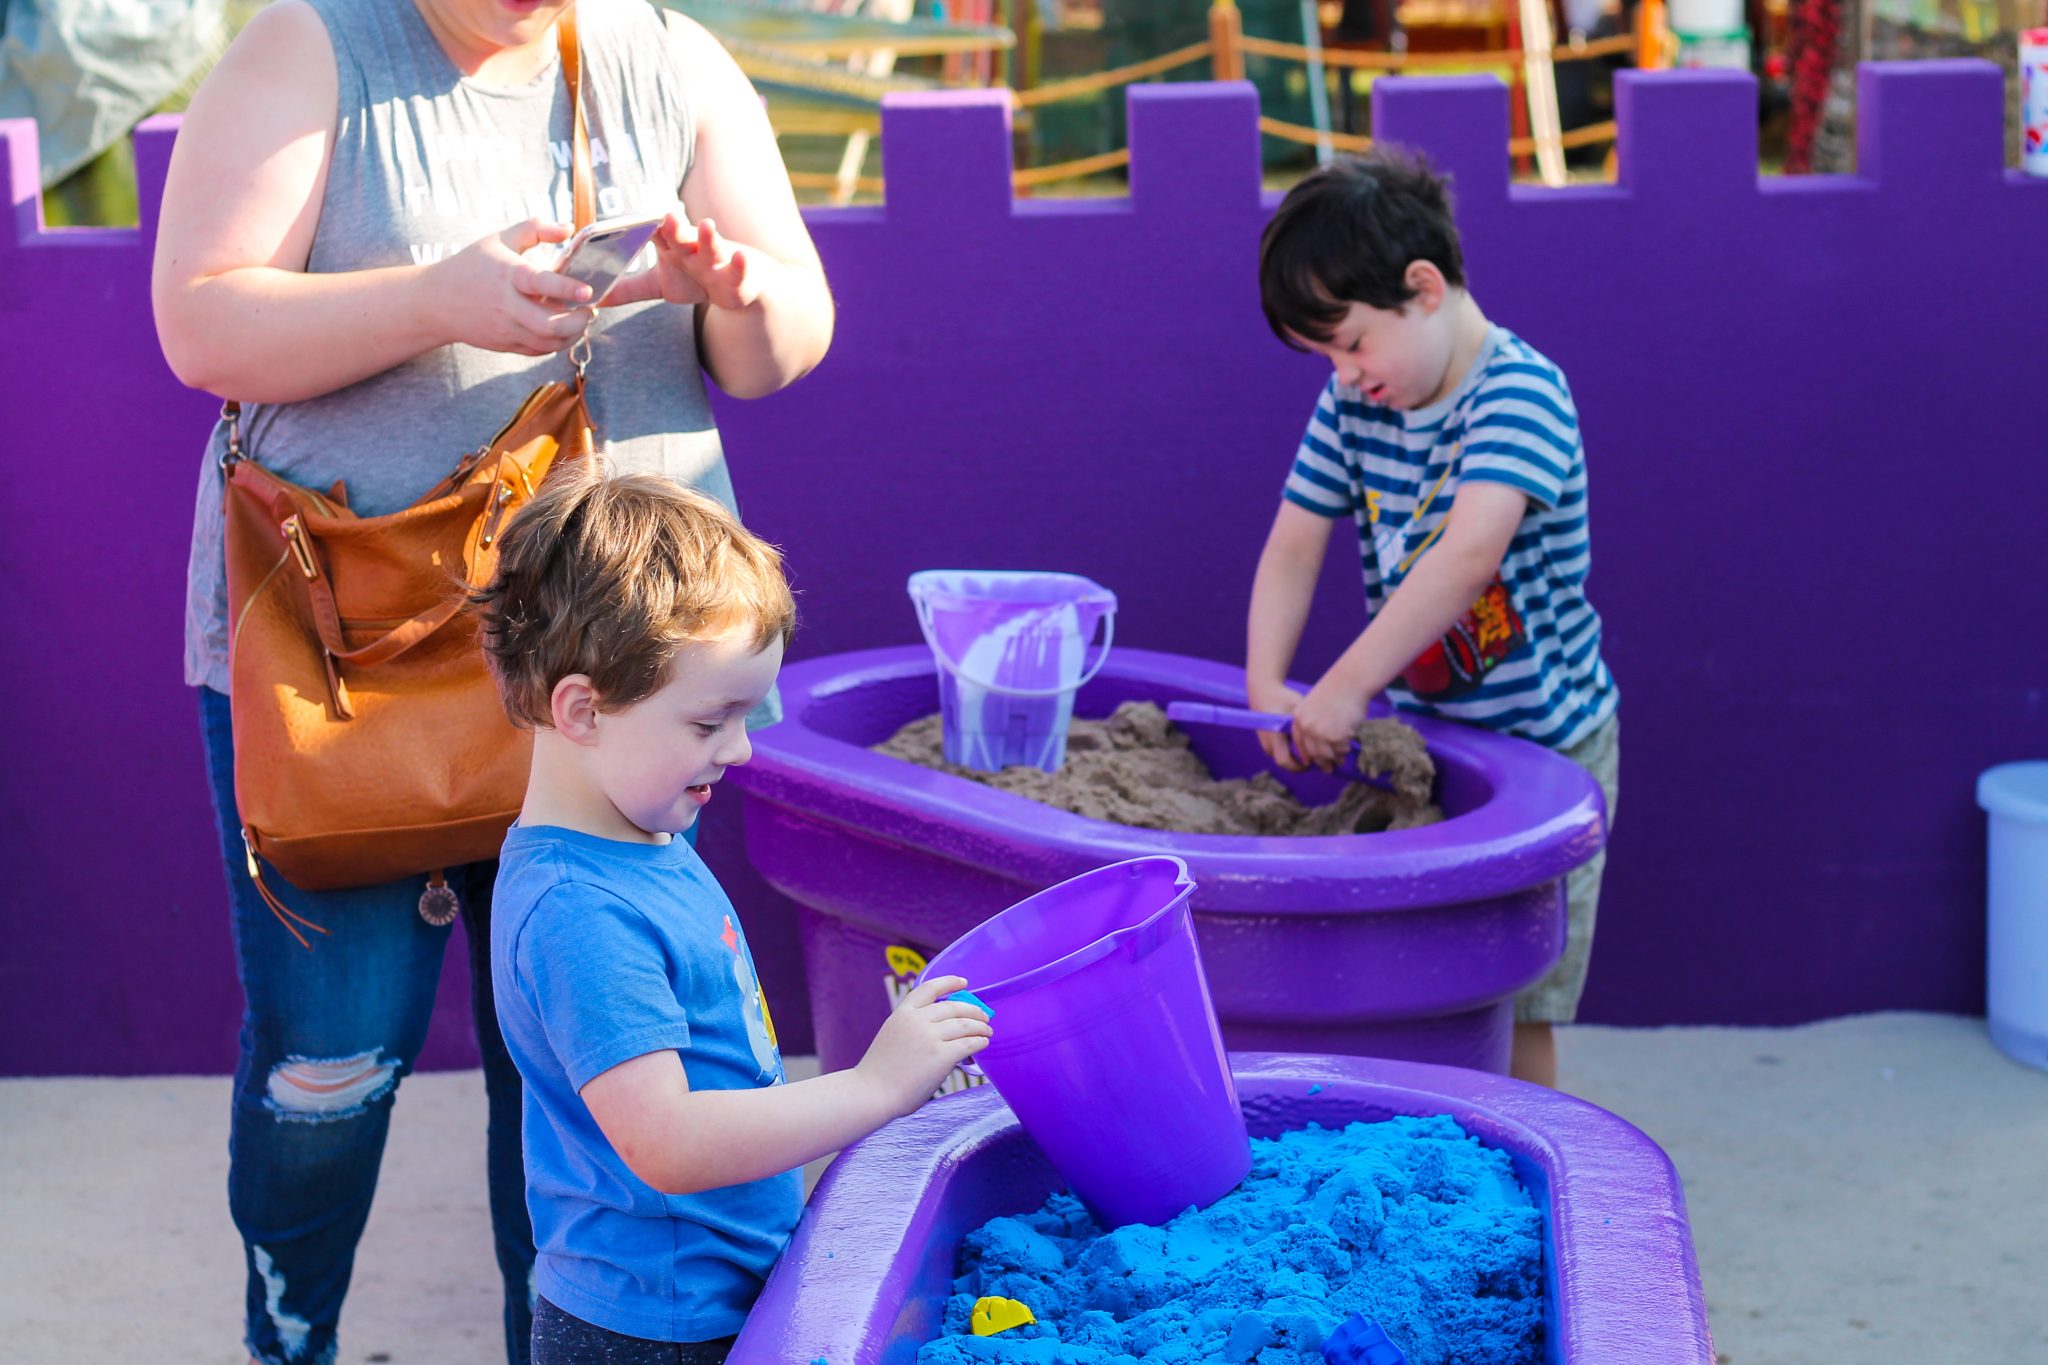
[422,219,596,356]
[603,212,769,312]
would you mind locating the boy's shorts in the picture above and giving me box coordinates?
[1514,713,1620,1025]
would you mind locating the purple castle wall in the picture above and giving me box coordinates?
[2,63,2041,1074]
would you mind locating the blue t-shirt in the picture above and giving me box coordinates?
[1282,324,1618,749]
[491,823,801,1342]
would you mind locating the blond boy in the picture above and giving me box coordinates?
[475,469,990,1362]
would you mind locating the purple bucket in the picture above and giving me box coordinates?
[907,570,1116,772]
[919,855,1251,1229]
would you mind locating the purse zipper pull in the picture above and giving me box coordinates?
[418,871,461,927]
[282,516,320,580]
[242,829,330,949]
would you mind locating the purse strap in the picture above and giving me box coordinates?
[560,12,595,232]
[221,17,597,464]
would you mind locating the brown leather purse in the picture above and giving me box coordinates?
[222,18,599,943]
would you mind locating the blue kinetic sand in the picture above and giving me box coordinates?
[916,1115,1542,1364]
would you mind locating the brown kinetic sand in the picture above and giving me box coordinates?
[874,701,1444,836]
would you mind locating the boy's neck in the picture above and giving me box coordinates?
[520,731,670,846]
[1420,293,1491,409]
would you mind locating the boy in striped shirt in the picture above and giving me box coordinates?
[1246,151,1619,1087]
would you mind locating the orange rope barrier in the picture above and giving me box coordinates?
[755,35,1013,60]
[1234,29,1634,68]
[1509,119,1617,154]
[770,2,1638,198]
[1012,40,1214,108]
[1257,117,1374,152]
[772,111,882,137]
[786,170,886,194]
[1011,148,1134,186]
[1254,115,1619,157]
[786,148,1138,197]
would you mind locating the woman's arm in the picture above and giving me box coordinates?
[640,13,835,400]
[150,2,593,404]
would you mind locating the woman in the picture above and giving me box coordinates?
[151,2,832,1361]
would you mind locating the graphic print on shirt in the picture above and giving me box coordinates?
[722,915,781,1082]
[1404,577,1528,700]
[393,131,655,263]
[1377,440,1530,702]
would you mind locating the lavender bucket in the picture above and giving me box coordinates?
[908,570,1116,773]
[919,856,1251,1229]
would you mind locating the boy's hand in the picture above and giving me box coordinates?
[854,974,992,1119]
[1246,680,1309,772]
[1291,679,1369,772]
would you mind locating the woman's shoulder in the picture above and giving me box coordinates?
[173,1,338,173]
[216,0,337,79]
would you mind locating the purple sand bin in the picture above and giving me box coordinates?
[919,1116,1542,1365]
[728,1054,1713,1365]
[730,648,1606,1075]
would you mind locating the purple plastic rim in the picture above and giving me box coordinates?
[915,855,1197,1002]
[729,646,1607,1074]
[731,646,1607,909]
[728,1053,1715,1365]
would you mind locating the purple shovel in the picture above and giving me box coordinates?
[1164,701,1400,791]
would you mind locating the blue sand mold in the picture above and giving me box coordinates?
[1322,1313,1407,1365]
[915,1116,1543,1365]
[949,990,995,1019]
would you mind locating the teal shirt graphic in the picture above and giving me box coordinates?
[723,911,781,1080]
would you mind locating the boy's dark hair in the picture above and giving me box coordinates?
[1258,149,1465,349]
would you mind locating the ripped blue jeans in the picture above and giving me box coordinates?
[200,686,533,1365]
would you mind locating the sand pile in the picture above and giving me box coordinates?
[874,702,1442,836]
[918,1115,1543,1364]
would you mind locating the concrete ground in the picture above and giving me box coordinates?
[3,1011,2044,1364]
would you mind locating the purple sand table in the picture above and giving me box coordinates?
[5,63,2046,1075]
[728,647,1607,1075]
[728,1052,1715,1365]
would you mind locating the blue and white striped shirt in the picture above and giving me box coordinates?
[1282,325,1617,749]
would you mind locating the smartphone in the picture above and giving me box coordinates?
[550,211,667,304]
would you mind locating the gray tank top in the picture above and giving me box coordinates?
[184,0,733,694]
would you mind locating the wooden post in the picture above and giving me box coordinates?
[1210,1,1246,80]
[1505,4,1534,175]
[1638,0,1671,69]
[833,0,918,205]
[1012,0,1038,184]
[1518,0,1569,185]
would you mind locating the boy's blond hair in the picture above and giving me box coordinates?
[474,465,795,730]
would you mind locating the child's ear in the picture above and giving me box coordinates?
[550,675,603,746]
[1404,260,1448,313]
